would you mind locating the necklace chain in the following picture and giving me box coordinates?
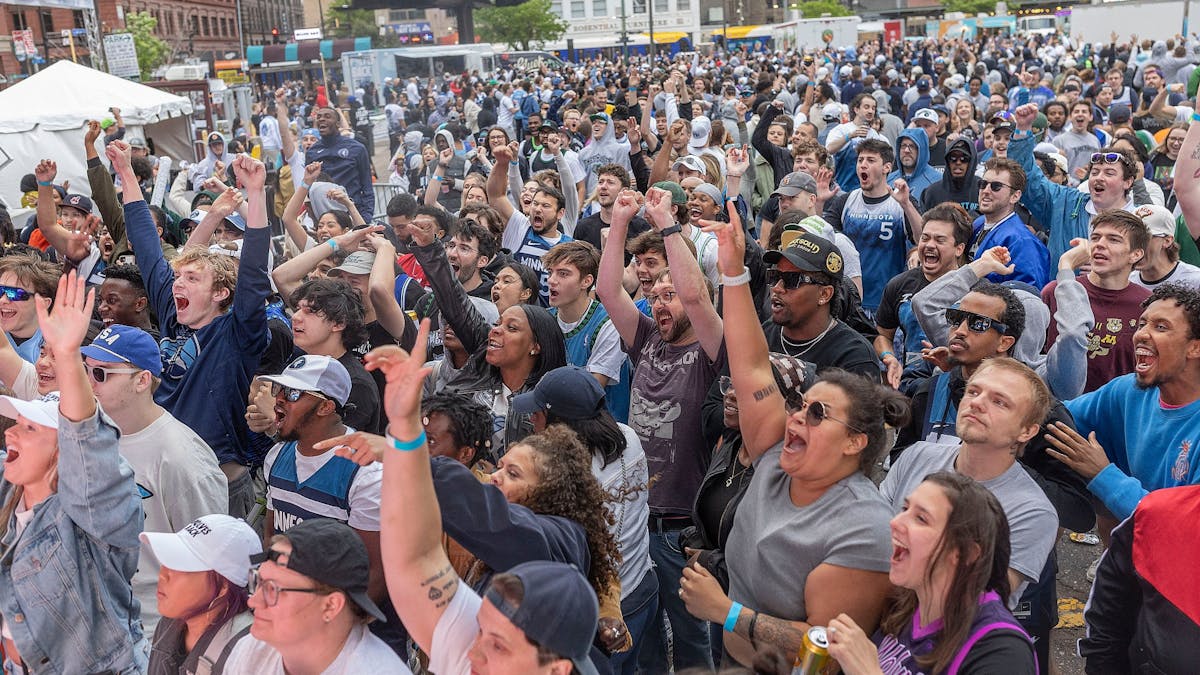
[780,317,837,355]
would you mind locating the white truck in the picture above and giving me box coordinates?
[1067,1,1189,46]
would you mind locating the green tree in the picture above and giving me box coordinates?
[791,0,853,18]
[476,0,568,51]
[117,11,170,81]
[324,8,380,40]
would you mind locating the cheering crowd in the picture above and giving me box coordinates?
[0,25,1197,675]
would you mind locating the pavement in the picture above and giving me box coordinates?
[1052,529,1101,675]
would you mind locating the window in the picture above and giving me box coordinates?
[202,15,210,36]
[654,0,668,11]
[11,11,27,31]
[570,0,585,16]
[388,9,422,21]
[631,0,645,13]
[550,0,563,17]
[39,9,53,36]
[72,10,85,29]
[593,0,606,16]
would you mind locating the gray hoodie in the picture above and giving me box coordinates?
[577,114,632,195]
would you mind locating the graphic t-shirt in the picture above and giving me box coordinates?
[1042,276,1150,394]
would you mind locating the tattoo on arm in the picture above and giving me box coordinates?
[751,383,778,402]
[734,611,808,654]
[420,563,460,610]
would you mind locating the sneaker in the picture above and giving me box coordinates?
[1086,554,1102,582]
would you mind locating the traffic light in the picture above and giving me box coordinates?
[271,27,280,43]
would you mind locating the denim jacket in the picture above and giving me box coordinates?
[0,410,147,675]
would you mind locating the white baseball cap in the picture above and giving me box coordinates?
[140,514,263,587]
[0,392,60,429]
[912,108,939,126]
[1134,204,1177,238]
[259,354,352,407]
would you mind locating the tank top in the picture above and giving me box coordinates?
[553,300,632,423]
[840,189,908,311]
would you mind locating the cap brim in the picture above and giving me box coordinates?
[0,395,57,429]
[772,187,805,197]
[258,372,321,394]
[509,390,545,417]
[140,531,213,574]
[761,249,822,274]
[80,344,133,366]
[348,590,387,622]
[329,265,373,276]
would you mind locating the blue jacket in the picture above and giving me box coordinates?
[304,134,376,219]
[971,211,1052,289]
[1009,134,1093,262]
[888,129,942,202]
[0,412,146,675]
[432,456,590,589]
[127,200,271,466]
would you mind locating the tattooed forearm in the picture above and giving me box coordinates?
[734,610,808,654]
[420,563,459,609]
[751,383,778,401]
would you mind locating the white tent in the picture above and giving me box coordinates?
[0,60,195,212]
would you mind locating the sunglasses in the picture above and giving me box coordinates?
[766,269,829,290]
[719,375,733,395]
[945,307,1008,335]
[0,285,33,302]
[947,154,970,164]
[786,397,865,433]
[270,382,329,404]
[977,179,1014,193]
[1090,152,1130,167]
[88,365,143,382]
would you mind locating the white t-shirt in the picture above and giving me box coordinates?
[824,121,885,151]
[4,360,40,400]
[264,440,383,532]
[427,583,484,675]
[1131,260,1200,290]
[686,226,721,288]
[557,309,625,384]
[498,95,516,130]
[593,424,651,597]
[224,623,409,674]
[121,411,228,634]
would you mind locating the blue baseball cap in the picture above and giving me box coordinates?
[301,128,320,139]
[81,325,163,377]
[223,212,247,232]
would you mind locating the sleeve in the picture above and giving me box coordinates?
[501,211,530,253]
[167,170,192,218]
[126,199,179,335]
[411,240,490,355]
[356,145,375,219]
[1006,502,1059,583]
[956,631,1038,675]
[585,321,626,382]
[822,192,850,230]
[1009,135,1070,233]
[230,226,272,363]
[56,410,143,548]
[912,266,980,348]
[9,361,39,401]
[555,153,580,236]
[823,497,892,573]
[835,233,863,281]
[1079,514,1140,673]
[88,159,126,249]
[428,583,483,675]
[1041,270,1093,401]
[286,149,307,192]
[347,463,383,531]
[431,456,573,572]
[1087,464,1148,522]
[874,277,903,331]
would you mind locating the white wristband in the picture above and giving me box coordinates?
[721,266,751,287]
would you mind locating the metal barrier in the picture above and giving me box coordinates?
[372,182,407,210]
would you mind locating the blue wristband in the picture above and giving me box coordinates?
[326,239,339,252]
[36,180,52,187]
[300,181,311,190]
[1192,111,1200,123]
[388,431,427,452]
[723,602,743,632]
[880,351,894,360]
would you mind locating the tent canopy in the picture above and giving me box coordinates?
[0,61,193,134]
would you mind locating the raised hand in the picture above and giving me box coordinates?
[725,144,750,176]
[363,318,434,439]
[438,147,453,167]
[210,187,244,218]
[1058,237,1092,271]
[1013,103,1038,131]
[317,431,389,466]
[611,188,641,225]
[84,120,102,147]
[303,161,323,185]
[700,199,746,277]
[492,142,513,164]
[35,270,94,358]
[407,213,438,247]
[327,187,352,206]
[543,130,562,155]
[919,340,952,373]
[332,223,385,252]
[105,139,133,172]
[231,154,265,191]
[890,177,910,205]
[34,159,56,185]
[643,187,674,229]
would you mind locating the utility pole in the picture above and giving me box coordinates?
[83,4,104,71]
[236,0,246,58]
[647,0,655,60]
[619,0,628,60]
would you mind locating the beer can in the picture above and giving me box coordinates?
[792,625,830,675]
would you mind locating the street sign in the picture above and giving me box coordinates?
[294,27,322,41]
[103,33,140,78]
[20,29,36,55]
[11,32,25,62]
[217,69,249,85]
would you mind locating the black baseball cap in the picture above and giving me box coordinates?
[763,232,845,281]
[511,365,604,420]
[484,561,600,675]
[61,193,94,215]
[253,518,386,622]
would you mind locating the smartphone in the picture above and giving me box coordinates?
[1016,88,1030,106]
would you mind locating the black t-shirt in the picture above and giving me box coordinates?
[352,320,408,410]
[574,212,652,257]
[337,351,382,434]
[957,631,1039,672]
[875,267,933,361]
[763,319,880,381]
[255,318,295,377]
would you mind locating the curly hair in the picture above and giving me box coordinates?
[171,247,239,312]
[422,392,494,466]
[1144,283,1200,339]
[518,425,620,599]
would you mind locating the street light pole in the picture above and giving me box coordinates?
[236,0,245,58]
[647,0,655,61]
[620,0,628,60]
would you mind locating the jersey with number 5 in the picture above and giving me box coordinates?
[839,189,908,312]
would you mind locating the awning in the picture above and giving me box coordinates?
[710,25,763,39]
[247,37,372,66]
[639,31,689,44]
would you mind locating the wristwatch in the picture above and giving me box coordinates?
[660,224,683,237]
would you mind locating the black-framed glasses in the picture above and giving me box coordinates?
[786,396,865,433]
[945,307,1008,335]
[247,568,328,608]
[88,366,142,383]
[1090,152,1131,167]
[766,269,829,290]
[977,179,1014,193]
[644,290,677,306]
[0,285,33,302]
[270,382,329,403]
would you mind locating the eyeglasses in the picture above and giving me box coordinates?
[719,376,733,395]
[644,291,677,306]
[766,269,829,290]
[786,397,865,434]
[248,568,328,608]
[0,286,33,302]
[945,307,1008,335]
[1090,152,1131,167]
[270,382,329,403]
[88,366,142,383]
[977,179,1014,193]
